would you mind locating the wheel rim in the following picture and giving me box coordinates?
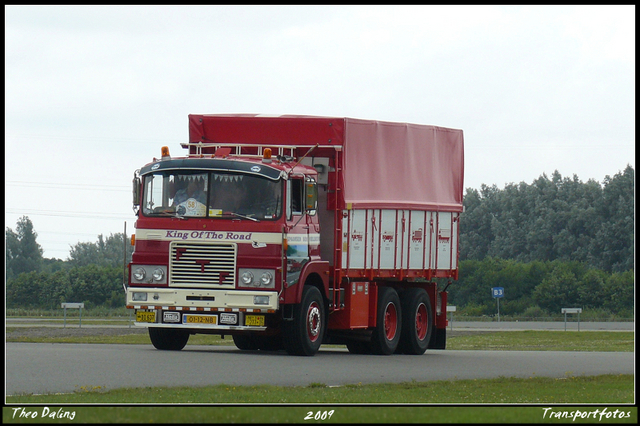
[415,302,428,340]
[383,302,398,340]
[307,302,321,342]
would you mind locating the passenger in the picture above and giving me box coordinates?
[173,179,206,205]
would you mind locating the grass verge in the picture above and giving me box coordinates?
[6,329,635,352]
[4,376,636,424]
[5,374,634,404]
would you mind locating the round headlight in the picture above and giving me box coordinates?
[133,267,146,281]
[241,270,254,285]
[260,271,273,286]
[152,268,164,281]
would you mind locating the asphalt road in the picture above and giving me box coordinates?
[6,342,634,396]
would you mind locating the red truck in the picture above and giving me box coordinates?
[126,114,464,356]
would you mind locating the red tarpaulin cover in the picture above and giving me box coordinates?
[188,115,464,212]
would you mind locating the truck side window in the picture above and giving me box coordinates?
[289,178,303,218]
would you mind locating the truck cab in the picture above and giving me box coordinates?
[127,146,325,354]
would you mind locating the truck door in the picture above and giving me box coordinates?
[284,176,309,288]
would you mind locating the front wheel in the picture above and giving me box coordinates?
[283,285,326,356]
[149,328,190,351]
[371,287,402,355]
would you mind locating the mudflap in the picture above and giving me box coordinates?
[429,327,446,350]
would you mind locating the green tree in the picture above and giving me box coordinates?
[532,264,580,313]
[592,165,634,272]
[68,233,132,268]
[5,216,43,279]
[577,269,607,309]
[602,270,634,314]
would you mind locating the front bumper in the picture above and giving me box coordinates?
[126,287,278,331]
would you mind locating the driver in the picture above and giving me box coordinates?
[172,179,206,206]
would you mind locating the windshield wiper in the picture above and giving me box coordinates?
[226,212,260,222]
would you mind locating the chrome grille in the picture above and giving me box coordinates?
[169,242,236,288]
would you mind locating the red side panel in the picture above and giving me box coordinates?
[189,114,344,148]
[188,114,464,212]
[342,119,464,212]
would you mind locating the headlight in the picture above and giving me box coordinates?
[260,271,273,286]
[241,270,254,285]
[133,267,146,281]
[152,268,164,281]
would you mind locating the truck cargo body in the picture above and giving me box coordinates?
[126,114,464,355]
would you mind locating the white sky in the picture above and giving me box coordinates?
[5,5,635,260]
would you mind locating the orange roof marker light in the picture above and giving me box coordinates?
[263,148,273,163]
[161,146,171,160]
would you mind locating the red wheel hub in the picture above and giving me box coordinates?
[383,302,398,340]
[415,303,428,340]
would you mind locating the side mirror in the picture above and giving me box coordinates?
[132,171,141,207]
[305,180,318,215]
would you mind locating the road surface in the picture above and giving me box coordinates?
[5,342,634,396]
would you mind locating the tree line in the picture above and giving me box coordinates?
[448,258,633,318]
[460,165,634,273]
[451,165,634,317]
[6,217,132,310]
[5,165,635,316]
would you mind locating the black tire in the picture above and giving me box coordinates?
[232,334,259,350]
[371,287,402,355]
[283,285,325,356]
[148,327,190,351]
[397,288,433,355]
[346,340,372,354]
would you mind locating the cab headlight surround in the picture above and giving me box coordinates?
[130,265,167,284]
[238,268,276,289]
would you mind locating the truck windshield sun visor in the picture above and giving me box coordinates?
[140,158,282,181]
[141,170,283,220]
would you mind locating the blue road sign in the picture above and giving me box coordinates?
[492,287,504,298]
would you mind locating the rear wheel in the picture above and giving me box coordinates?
[371,287,402,355]
[283,285,325,356]
[397,288,433,355]
[149,327,190,351]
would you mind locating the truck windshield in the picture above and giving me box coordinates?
[142,171,282,220]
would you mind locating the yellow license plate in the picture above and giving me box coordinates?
[183,314,217,325]
[136,311,156,323]
[245,315,265,326]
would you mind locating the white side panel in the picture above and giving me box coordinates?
[369,209,380,270]
[408,210,426,270]
[342,209,458,273]
[378,210,397,269]
[395,210,411,270]
[344,209,367,269]
[427,211,437,271]
[451,212,459,270]
[436,212,453,270]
